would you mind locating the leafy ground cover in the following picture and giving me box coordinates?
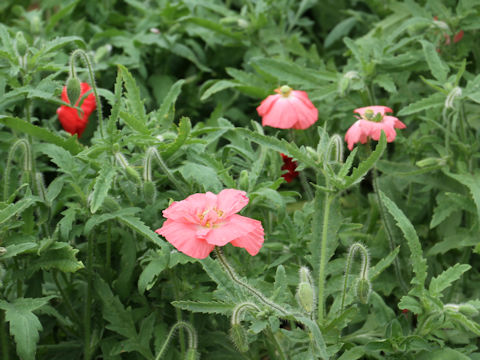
[1,0,480,359]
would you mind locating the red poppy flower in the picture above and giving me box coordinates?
[56,82,96,137]
[280,153,299,183]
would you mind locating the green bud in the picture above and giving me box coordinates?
[230,323,249,353]
[112,143,121,153]
[355,277,371,304]
[0,247,6,256]
[66,77,81,105]
[297,282,314,313]
[416,157,444,168]
[185,348,199,360]
[15,31,28,57]
[459,303,479,316]
[238,170,249,190]
[143,181,156,203]
[125,166,141,183]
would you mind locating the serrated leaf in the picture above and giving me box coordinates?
[119,111,150,134]
[430,193,457,228]
[0,297,54,360]
[342,132,386,189]
[379,191,427,288]
[159,116,191,159]
[32,36,85,63]
[419,40,449,82]
[28,242,84,274]
[369,246,400,281]
[324,17,357,48]
[90,165,116,213]
[45,0,80,33]
[0,196,38,225]
[0,116,83,155]
[0,243,37,260]
[116,214,164,248]
[37,143,78,177]
[398,295,423,314]
[94,277,137,339]
[138,252,169,294]
[429,263,471,297]
[232,127,318,169]
[172,301,234,314]
[444,171,480,225]
[107,68,124,134]
[179,162,222,193]
[118,64,147,123]
[157,79,185,120]
[374,74,397,93]
[397,92,444,116]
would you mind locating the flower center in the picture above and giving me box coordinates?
[275,85,292,98]
[197,207,224,226]
[362,109,383,122]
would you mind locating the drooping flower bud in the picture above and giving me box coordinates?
[66,77,82,106]
[238,169,249,190]
[355,277,372,304]
[185,348,199,360]
[230,323,249,353]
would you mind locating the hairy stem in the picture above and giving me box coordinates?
[84,235,94,360]
[154,321,197,360]
[341,243,369,312]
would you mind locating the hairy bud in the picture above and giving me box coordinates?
[296,267,316,314]
[66,77,81,106]
[230,323,249,353]
[15,31,28,57]
[355,277,372,304]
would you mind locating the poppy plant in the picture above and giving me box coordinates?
[345,106,406,150]
[57,82,96,137]
[280,153,299,183]
[257,85,318,130]
[155,189,264,259]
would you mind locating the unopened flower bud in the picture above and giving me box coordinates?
[459,303,479,316]
[143,181,156,203]
[66,77,81,105]
[238,170,249,190]
[230,323,249,353]
[185,348,199,360]
[297,282,315,313]
[0,247,6,256]
[355,277,371,304]
[416,157,444,168]
[125,166,141,183]
[445,86,462,109]
[15,31,28,57]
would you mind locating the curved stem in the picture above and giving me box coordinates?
[214,247,289,316]
[154,321,197,360]
[340,243,369,312]
[70,49,104,138]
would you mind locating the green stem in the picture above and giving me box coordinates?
[0,310,9,360]
[53,271,81,326]
[267,326,288,360]
[84,235,94,360]
[154,321,197,360]
[214,247,289,316]
[153,149,187,197]
[316,186,332,324]
[372,168,408,293]
[170,270,186,357]
[70,49,104,138]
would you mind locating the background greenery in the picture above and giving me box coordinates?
[1,0,480,359]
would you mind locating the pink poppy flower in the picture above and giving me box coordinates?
[257,85,318,130]
[57,82,96,137]
[345,106,406,151]
[155,189,264,259]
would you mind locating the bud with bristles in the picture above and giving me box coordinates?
[238,170,249,190]
[230,323,249,352]
[185,348,199,360]
[355,277,371,304]
[66,77,81,106]
[296,267,316,314]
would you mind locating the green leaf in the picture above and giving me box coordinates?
[179,162,222,193]
[58,207,76,240]
[398,295,423,314]
[342,132,386,189]
[138,252,169,294]
[0,196,38,225]
[90,165,116,213]
[397,92,444,116]
[0,243,37,260]
[420,40,449,82]
[337,346,365,360]
[172,301,234,314]
[232,127,318,169]
[379,191,427,288]
[417,348,470,360]
[184,17,243,40]
[45,0,80,33]
[119,111,149,135]
[444,171,480,225]
[156,79,185,121]
[37,143,78,177]
[369,247,400,281]
[94,277,137,339]
[0,297,54,360]
[32,37,85,63]
[116,214,164,248]
[201,80,239,101]
[118,64,147,123]
[251,58,336,86]
[107,68,124,134]
[159,116,191,159]
[324,17,357,48]
[429,263,471,297]
[296,315,328,359]
[0,116,83,155]
[374,74,397,93]
[28,242,84,274]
